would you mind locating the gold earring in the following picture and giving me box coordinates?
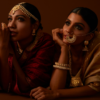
[82,40,89,51]
[32,29,36,36]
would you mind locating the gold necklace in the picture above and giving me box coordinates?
[17,42,23,55]
[69,47,83,87]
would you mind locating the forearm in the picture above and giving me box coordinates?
[50,46,69,89]
[12,55,29,92]
[0,48,10,91]
[55,85,97,98]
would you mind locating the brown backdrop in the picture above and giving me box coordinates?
[0,0,100,34]
[0,0,100,100]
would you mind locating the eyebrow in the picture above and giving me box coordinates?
[8,15,27,18]
[66,18,85,27]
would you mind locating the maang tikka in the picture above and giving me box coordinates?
[9,2,38,21]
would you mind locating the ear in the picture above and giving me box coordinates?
[32,21,39,31]
[85,33,94,41]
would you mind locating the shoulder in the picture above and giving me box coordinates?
[89,31,100,52]
[36,31,54,46]
[26,31,55,51]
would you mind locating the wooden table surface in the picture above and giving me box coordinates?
[0,92,100,100]
[0,93,34,100]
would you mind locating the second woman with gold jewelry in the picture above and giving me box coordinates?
[30,7,100,100]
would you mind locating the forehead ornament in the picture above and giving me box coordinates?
[9,2,38,21]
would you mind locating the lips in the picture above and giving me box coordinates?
[10,31,18,36]
[64,35,73,39]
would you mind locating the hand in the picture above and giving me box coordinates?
[52,28,66,47]
[0,23,10,48]
[30,87,59,100]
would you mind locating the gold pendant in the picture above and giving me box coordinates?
[70,77,83,87]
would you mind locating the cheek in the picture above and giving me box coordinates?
[75,36,85,44]
[17,23,32,35]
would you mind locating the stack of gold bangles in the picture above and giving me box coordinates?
[53,62,71,70]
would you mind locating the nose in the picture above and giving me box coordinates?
[8,20,16,29]
[66,26,73,35]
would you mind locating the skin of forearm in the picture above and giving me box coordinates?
[50,46,69,90]
[12,55,30,92]
[0,48,10,91]
[55,85,98,98]
[58,46,69,63]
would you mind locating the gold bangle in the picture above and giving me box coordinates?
[53,65,71,70]
[55,62,69,67]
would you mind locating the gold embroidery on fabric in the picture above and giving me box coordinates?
[70,77,83,87]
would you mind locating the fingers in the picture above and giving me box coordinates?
[33,92,46,100]
[30,87,39,97]
[30,87,47,100]
[52,28,66,46]
[0,23,10,41]
[52,28,62,41]
[30,87,44,97]
[0,23,9,36]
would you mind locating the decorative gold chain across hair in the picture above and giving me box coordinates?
[9,2,38,21]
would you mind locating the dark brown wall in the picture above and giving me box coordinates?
[0,0,100,34]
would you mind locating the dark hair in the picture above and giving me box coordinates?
[69,7,98,33]
[20,2,43,29]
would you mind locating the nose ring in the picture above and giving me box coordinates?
[65,34,76,43]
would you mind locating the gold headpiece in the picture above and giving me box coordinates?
[9,2,38,21]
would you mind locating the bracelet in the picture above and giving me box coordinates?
[55,62,69,67]
[53,65,71,70]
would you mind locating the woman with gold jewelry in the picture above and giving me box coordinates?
[0,2,55,96]
[30,7,100,100]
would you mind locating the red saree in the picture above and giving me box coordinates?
[8,32,55,96]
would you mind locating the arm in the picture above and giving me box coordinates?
[55,85,97,98]
[0,23,10,91]
[50,46,69,89]
[12,54,30,92]
[30,85,98,100]
[50,28,69,89]
[12,34,55,93]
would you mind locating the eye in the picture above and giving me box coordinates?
[65,21,70,26]
[75,25,83,30]
[18,17,25,22]
[8,17,12,22]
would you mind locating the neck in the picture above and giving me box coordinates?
[70,44,84,57]
[18,36,35,50]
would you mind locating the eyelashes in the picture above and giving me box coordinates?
[65,21,70,26]
[17,17,25,21]
[65,21,83,30]
[7,17,25,22]
[8,18,12,22]
[75,25,83,30]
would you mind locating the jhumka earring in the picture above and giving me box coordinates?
[82,40,89,51]
[32,29,36,36]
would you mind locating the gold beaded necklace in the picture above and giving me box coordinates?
[69,46,83,87]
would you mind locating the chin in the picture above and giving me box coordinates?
[63,39,69,44]
[11,37,18,42]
